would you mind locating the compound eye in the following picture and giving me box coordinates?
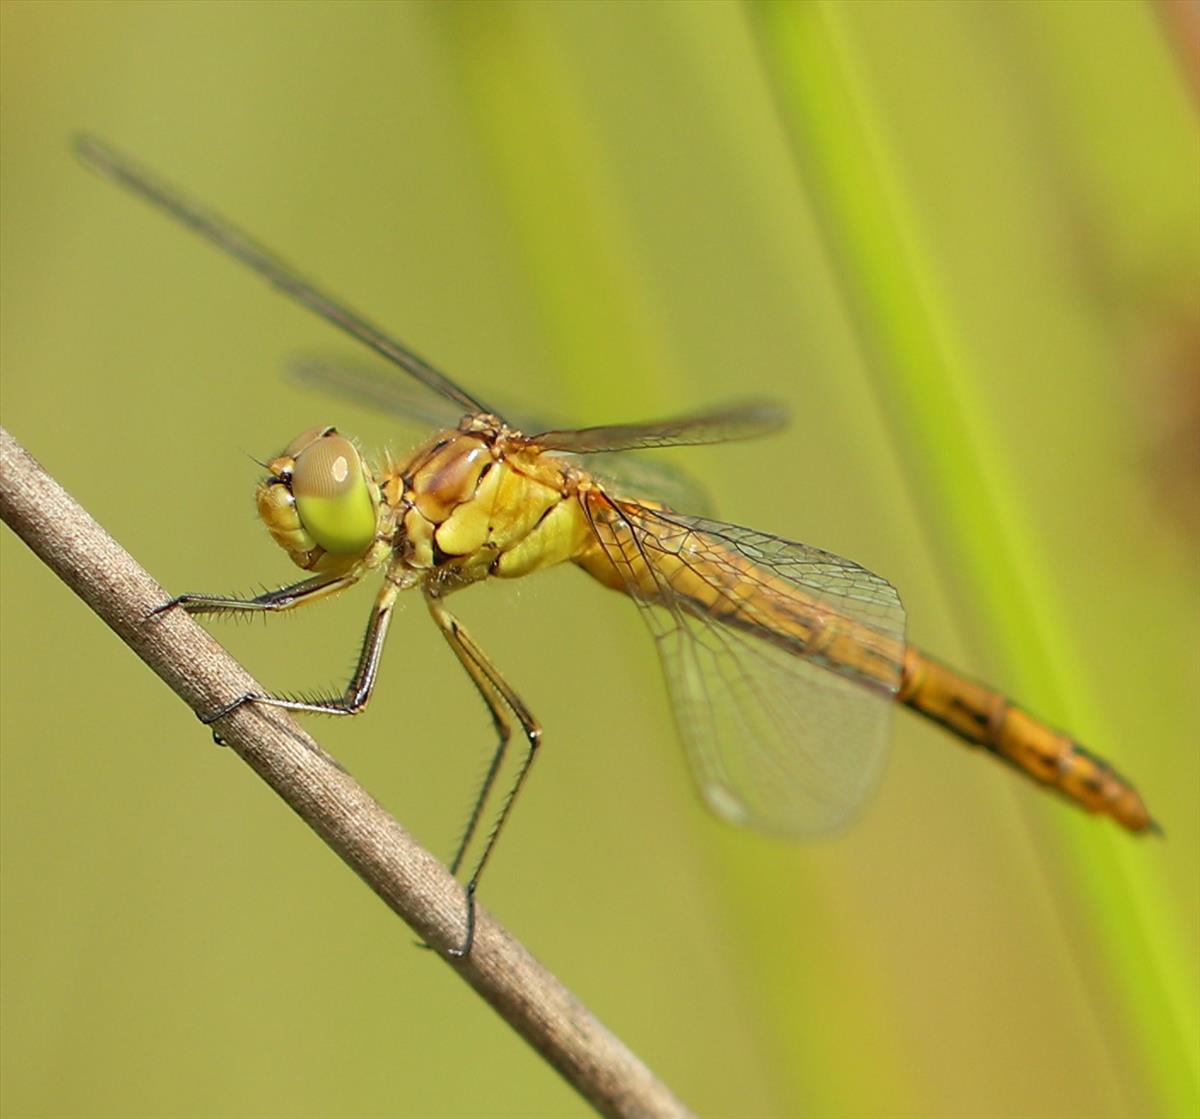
[281,425,335,462]
[291,432,377,555]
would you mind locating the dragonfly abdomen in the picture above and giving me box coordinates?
[573,490,904,695]
[897,649,1155,833]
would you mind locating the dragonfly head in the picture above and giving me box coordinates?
[256,425,380,572]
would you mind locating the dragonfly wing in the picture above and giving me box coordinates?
[656,608,894,835]
[592,502,905,836]
[288,353,477,432]
[292,355,719,515]
[562,450,717,518]
[533,399,787,453]
[75,135,491,416]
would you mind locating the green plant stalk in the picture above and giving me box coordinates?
[753,1,1196,1115]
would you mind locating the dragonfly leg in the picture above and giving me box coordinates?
[199,582,398,724]
[425,589,541,958]
[152,571,361,618]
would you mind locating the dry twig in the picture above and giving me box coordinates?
[0,425,693,1119]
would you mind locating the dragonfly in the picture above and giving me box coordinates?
[76,136,1157,956]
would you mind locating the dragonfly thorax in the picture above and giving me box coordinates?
[392,422,592,585]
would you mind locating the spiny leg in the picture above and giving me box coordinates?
[182,577,398,725]
[425,590,541,958]
[155,571,362,618]
[440,660,513,882]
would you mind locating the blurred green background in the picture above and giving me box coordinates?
[2,3,1197,1118]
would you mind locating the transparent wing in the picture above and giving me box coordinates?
[532,399,787,453]
[584,498,906,836]
[577,452,717,519]
[289,352,480,432]
[292,353,719,514]
[75,134,490,416]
